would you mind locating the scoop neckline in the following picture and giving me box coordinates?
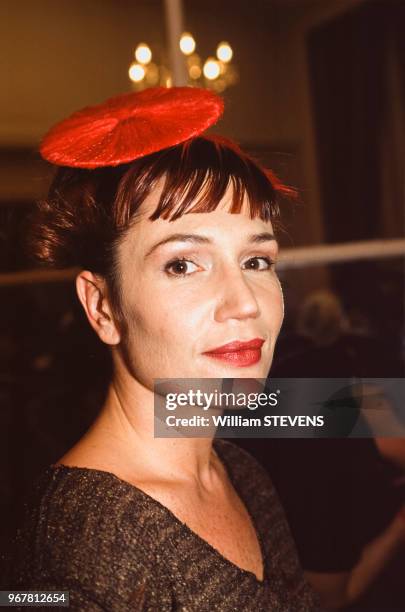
[48,438,267,585]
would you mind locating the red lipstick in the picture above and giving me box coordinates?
[202,338,265,367]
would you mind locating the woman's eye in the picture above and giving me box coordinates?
[242,256,275,271]
[165,259,199,276]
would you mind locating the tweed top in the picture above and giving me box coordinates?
[7,439,321,611]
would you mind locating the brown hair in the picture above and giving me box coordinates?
[29,135,292,322]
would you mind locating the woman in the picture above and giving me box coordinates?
[6,87,320,610]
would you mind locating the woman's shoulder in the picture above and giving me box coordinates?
[24,462,170,528]
[8,464,174,592]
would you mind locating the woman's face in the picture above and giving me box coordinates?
[115,180,284,386]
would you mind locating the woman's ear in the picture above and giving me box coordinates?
[75,271,121,346]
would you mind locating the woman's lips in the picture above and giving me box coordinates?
[202,338,265,367]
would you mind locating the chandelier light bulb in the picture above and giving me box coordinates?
[129,63,145,82]
[203,58,220,80]
[135,43,152,65]
[216,42,233,63]
[180,32,196,55]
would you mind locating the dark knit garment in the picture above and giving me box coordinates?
[6,439,321,611]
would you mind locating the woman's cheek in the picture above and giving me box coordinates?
[259,278,284,310]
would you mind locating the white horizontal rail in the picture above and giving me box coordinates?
[276,238,405,270]
[0,239,404,287]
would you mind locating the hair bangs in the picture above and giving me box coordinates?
[115,136,290,228]
[148,136,282,222]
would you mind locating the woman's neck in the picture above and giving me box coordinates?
[70,379,219,489]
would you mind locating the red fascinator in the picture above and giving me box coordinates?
[40,87,224,169]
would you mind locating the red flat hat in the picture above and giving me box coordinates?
[40,87,224,169]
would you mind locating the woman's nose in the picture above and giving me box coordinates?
[214,268,260,323]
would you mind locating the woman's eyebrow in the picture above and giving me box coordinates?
[144,234,211,258]
[249,232,278,246]
[144,231,278,259]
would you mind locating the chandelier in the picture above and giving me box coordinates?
[128,32,238,93]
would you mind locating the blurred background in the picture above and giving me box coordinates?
[1,0,404,599]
